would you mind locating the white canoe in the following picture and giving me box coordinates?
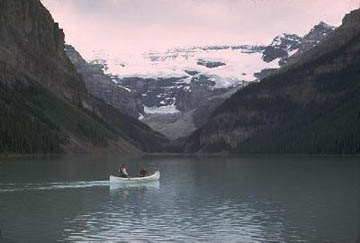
[110,181,160,190]
[109,171,160,184]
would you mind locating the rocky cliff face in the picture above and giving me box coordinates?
[64,45,143,118]
[119,74,241,139]
[0,0,167,154]
[0,0,86,105]
[183,9,360,154]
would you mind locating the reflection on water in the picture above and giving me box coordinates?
[0,155,359,242]
[66,181,162,242]
[110,181,160,201]
[64,192,285,242]
[61,182,286,242]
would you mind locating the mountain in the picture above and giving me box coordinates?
[182,9,360,154]
[90,44,275,89]
[80,22,335,140]
[64,45,144,118]
[64,46,229,139]
[68,45,269,139]
[0,0,167,154]
[262,22,336,65]
[262,33,303,64]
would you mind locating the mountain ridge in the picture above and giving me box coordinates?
[181,9,360,154]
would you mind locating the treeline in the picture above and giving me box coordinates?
[0,83,66,153]
[0,109,64,153]
[0,79,167,154]
[233,95,360,154]
[0,81,114,154]
[232,39,360,154]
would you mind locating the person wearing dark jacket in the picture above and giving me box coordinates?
[140,166,149,177]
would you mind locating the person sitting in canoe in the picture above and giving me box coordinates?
[140,166,149,177]
[119,164,129,178]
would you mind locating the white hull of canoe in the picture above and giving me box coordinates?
[110,181,160,190]
[110,171,160,183]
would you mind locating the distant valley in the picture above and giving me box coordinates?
[66,22,335,139]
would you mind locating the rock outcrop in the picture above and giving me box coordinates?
[65,45,143,118]
[197,59,226,68]
[0,0,85,105]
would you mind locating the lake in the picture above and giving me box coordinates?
[0,154,359,242]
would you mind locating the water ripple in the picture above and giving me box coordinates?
[1,156,358,242]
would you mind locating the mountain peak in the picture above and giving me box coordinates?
[262,21,336,65]
[317,21,336,30]
[303,21,336,44]
[262,33,302,63]
[270,33,302,47]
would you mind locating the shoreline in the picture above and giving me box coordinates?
[0,153,63,160]
[146,152,360,157]
[1,152,359,160]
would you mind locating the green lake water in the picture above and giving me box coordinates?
[0,154,359,242]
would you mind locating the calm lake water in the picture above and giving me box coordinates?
[0,154,359,242]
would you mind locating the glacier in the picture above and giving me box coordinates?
[85,46,282,89]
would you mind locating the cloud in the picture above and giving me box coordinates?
[41,0,359,58]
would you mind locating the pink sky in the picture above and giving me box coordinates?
[41,0,359,58]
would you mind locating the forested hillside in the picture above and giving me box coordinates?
[183,9,360,154]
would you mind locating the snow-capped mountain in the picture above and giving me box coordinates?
[89,44,280,89]
[72,22,335,139]
[262,22,336,65]
[88,45,281,124]
[262,33,303,64]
